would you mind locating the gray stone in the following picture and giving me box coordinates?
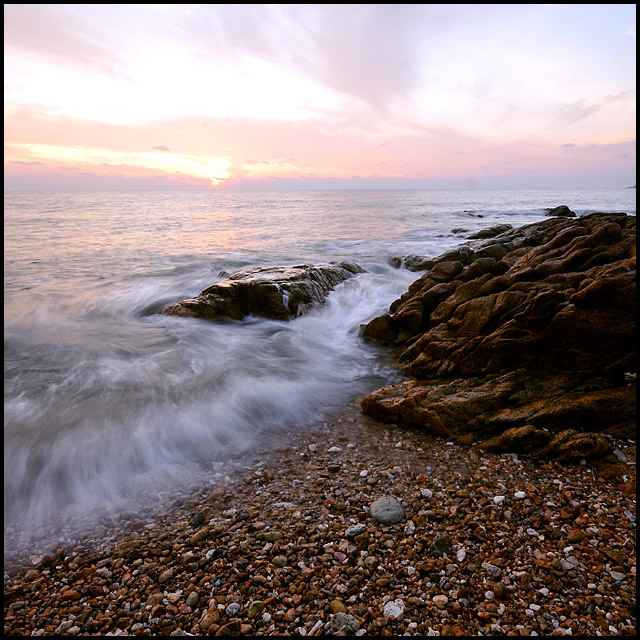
[431,535,452,558]
[344,524,367,538]
[369,496,406,524]
[324,612,361,635]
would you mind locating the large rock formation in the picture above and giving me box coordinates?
[161,261,365,321]
[361,212,636,462]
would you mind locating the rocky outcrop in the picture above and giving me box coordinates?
[361,212,636,462]
[161,261,365,321]
[545,204,576,217]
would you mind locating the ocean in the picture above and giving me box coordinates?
[4,188,636,545]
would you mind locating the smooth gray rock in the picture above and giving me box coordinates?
[370,496,406,524]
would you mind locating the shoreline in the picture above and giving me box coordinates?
[4,403,636,636]
[5,211,637,636]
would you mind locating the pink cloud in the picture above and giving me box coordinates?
[4,104,636,190]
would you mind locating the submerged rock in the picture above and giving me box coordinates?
[161,261,365,321]
[361,212,636,460]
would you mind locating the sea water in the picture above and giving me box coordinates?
[4,188,635,544]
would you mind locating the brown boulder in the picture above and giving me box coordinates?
[161,261,365,321]
[361,213,636,461]
[361,371,635,443]
[480,426,612,462]
[545,204,576,217]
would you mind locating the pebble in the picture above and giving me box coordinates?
[432,595,448,607]
[369,496,406,524]
[344,523,367,538]
[3,412,636,638]
[383,598,405,619]
[324,612,360,635]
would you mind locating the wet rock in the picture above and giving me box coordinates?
[361,213,636,459]
[467,223,514,239]
[161,261,365,321]
[545,204,576,217]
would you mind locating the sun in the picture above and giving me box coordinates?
[203,157,233,186]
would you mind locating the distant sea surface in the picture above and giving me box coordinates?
[4,188,636,543]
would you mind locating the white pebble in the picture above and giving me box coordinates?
[456,548,467,562]
[432,595,448,607]
[384,598,405,619]
[309,620,323,635]
[493,495,505,505]
[514,491,526,500]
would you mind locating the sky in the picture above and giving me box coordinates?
[3,3,636,191]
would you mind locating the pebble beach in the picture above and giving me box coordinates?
[4,405,636,637]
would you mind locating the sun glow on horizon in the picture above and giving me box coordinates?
[3,4,636,190]
[5,142,233,187]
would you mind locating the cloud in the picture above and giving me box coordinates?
[179,4,483,114]
[549,100,602,128]
[3,5,122,76]
[560,143,576,148]
[153,145,171,152]
[4,91,636,190]
[548,92,636,132]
